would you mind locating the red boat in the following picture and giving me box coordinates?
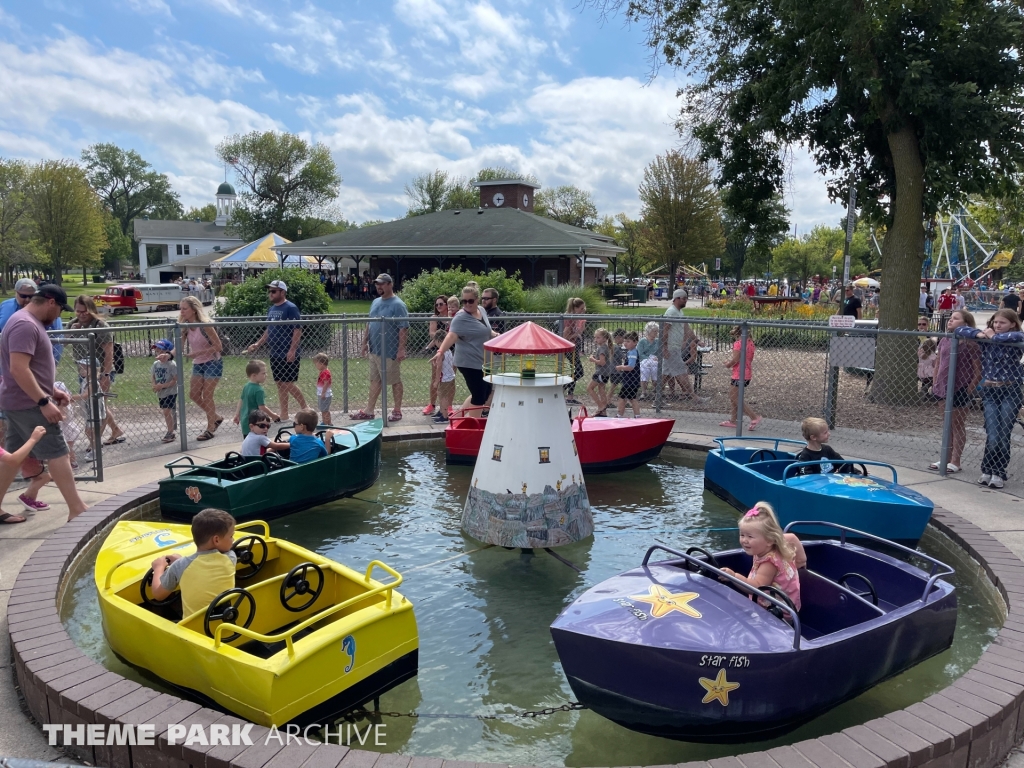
[445,409,675,473]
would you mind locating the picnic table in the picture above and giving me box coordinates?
[750,296,798,313]
[609,293,638,307]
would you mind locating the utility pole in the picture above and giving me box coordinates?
[842,180,857,286]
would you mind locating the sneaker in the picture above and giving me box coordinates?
[422,404,436,416]
[432,413,449,424]
[19,494,49,512]
[566,398,582,405]
[978,473,992,485]
[989,477,1005,489]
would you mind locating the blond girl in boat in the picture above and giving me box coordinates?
[719,501,805,612]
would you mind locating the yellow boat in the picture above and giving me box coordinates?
[94,519,418,727]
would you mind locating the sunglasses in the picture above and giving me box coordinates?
[255,423,270,429]
[461,298,476,304]
[17,293,34,300]
[267,289,280,293]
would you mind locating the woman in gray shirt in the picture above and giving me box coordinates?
[432,285,496,416]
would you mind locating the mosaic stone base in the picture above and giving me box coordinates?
[462,482,594,547]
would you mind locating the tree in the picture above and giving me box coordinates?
[28,160,107,284]
[405,171,479,215]
[638,151,724,282]
[216,131,342,242]
[535,185,599,229]
[474,167,539,185]
[615,215,654,279]
[183,204,216,222]
[597,0,1024,401]
[100,212,132,278]
[722,194,788,279]
[81,144,181,275]
[0,159,40,292]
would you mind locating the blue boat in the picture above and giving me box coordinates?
[703,437,933,545]
[550,523,957,742]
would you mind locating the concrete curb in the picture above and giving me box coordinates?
[7,439,1024,768]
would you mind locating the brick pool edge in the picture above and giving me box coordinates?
[8,441,1024,768]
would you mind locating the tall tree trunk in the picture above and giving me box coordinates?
[869,121,925,404]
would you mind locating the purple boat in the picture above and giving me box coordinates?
[550,523,957,742]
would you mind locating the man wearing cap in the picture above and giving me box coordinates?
[0,278,64,361]
[1002,287,1021,314]
[660,289,698,400]
[351,274,409,421]
[0,285,87,523]
[245,279,306,421]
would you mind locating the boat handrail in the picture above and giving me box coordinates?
[321,426,360,447]
[164,456,196,477]
[712,436,805,456]
[234,520,271,537]
[211,562,405,654]
[781,461,898,484]
[642,542,802,650]
[783,521,955,602]
[164,454,277,482]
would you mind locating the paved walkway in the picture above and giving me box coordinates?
[3,421,1024,765]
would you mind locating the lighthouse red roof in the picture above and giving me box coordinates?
[484,321,574,354]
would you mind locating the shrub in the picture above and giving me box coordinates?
[398,266,527,313]
[521,284,606,314]
[218,268,331,352]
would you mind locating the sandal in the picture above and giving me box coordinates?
[196,430,215,441]
[749,417,763,431]
[0,512,26,524]
[349,410,374,421]
[719,421,737,428]
[388,410,403,422]
[103,435,126,445]
[214,418,224,431]
[161,433,176,444]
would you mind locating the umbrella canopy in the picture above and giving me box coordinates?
[853,277,880,288]
[485,321,574,354]
[210,233,318,269]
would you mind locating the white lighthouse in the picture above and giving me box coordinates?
[462,322,594,548]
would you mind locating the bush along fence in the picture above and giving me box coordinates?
[47,313,1024,493]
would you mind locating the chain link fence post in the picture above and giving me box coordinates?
[342,316,349,415]
[736,322,749,437]
[938,335,959,477]
[87,334,104,482]
[381,317,389,426]
[172,322,188,452]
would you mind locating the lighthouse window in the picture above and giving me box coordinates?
[538,398,543,403]
[492,445,503,462]
[518,401,524,406]
[538,447,551,464]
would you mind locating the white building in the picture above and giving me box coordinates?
[133,182,244,284]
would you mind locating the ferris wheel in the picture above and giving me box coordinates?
[922,207,1008,282]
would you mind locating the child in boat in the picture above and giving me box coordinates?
[150,508,236,619]
[720,501,805,612]
[288,408,340,463]
[233,360,279,437]
[795,416,852,474]
[241,409,291,457]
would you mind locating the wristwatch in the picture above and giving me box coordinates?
[37,396,50,407]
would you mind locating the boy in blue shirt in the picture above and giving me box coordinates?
[616,331,642,418]
[287,408,334,463]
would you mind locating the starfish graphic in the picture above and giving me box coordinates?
[699,669,740,706]
[628,584,702,618]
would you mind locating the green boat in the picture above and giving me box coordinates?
[159,420,383,522]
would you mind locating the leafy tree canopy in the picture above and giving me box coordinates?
[217,131,342,242]
[405,170,479,215]
[220,267,330,317]
[81,144,181,236]
[183,204,216,222]
[474,167,539,185]
[398,266,526,313]
[534,185,599,229]
[0,159,41,290]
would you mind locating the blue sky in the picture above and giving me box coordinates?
[0,0,841,231]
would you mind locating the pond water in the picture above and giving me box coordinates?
[61,444,1005,766]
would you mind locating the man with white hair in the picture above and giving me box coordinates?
[661,289,704,402]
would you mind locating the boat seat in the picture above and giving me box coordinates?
[797,569,884,639]
[746,459,794,480]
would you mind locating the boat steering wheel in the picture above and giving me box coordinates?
[223,451,244,466]
[838,572,879,606]
[232,535,268,580]
[204,587,256,642]
[280,562,325,612]
[748,449,778,464]
[264,452,287,470]
[758,585,798,621]
[683,546,721,577]
[140,563,181,608]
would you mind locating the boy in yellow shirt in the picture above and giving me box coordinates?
[150,508,236,618]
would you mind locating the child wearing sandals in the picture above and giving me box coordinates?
[719,501,806,616]
[0,425,50,524]
[588,328,613,416]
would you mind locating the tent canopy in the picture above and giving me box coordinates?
[210,233,318,269]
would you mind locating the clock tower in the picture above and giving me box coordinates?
[472,178,541,212]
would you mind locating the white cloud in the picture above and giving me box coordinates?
[125,0,173,16]
[156,39,265,93]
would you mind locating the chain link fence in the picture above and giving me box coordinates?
[44,312,1024,494]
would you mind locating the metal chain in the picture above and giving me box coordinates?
[342,702,586,721]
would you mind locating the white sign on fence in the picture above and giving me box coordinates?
[828,315,857,328]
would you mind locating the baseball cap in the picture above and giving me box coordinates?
[375,273,393,284]
[267,279,288,292]
[672,288,688,300]
[35,284,72,312]
[14,278,36,294]
[152,339,174,352]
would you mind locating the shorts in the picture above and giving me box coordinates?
[951,387,974,409]
[640,358,659,382]
[592,374,610,384]
[458,366,492,406]
[662,349,687,378]
[731,379,752,387]
[318,395,333,413]
[619,380,640,401]
[192,359,223,379]
[269,357,300,383]
[158,394,178,410]
[5,407,68,460]
[368,354,402,386]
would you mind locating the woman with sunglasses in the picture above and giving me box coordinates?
[422,295,450,416]
[180,296,224,441]
[432,285,497,417]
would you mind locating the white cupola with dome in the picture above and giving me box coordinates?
[215,181,237,227]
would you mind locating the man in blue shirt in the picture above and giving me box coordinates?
[245,280,307,421]
[350,273,409,422]
[0,279,63,362]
